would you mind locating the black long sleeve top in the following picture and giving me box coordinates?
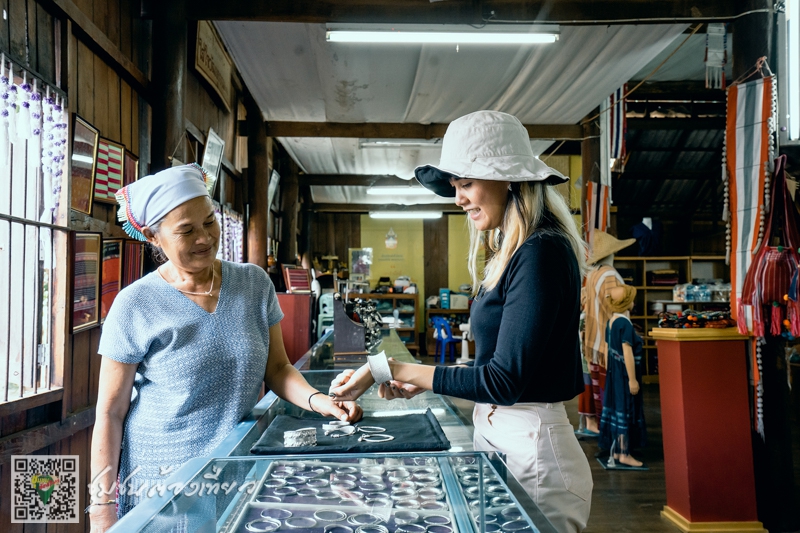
[432,223,584,406]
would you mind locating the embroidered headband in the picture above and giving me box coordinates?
[115,163,213,241]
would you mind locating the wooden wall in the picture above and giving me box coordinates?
[1,0,56,85]
[309,213,362,269]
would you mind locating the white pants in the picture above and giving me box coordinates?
[473,402,593,533]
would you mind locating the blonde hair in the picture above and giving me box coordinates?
[467,181,587,295]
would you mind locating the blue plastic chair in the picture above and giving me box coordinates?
[432,316,461,363]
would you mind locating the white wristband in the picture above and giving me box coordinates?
[367,351,393,385]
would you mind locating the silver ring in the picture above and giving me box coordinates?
[325,526,354,533]
[393,510,419,525]
[315,509,348,522]
[456,465,479,476]
[396,524,426,533]
[360,475,383,484]
[284,476,307,485]
[360,466,385,476]
[483,524,502,533]
[424,515,451,526]
[420,501,448,511]
[359,434,394,443]
[486,484,506,494]
[260,509,292,520]
[316,490,341,500]
[245,518,281,533]
[491,496,514,507]
[333,474,358,483]
[459,474,480,486]
[297,488,320,497]
[365,497,392,507]
[355,526,389,533]
[464,486,481,499]
[340,499,363,506]
[356,426,386,434]
[475,513,499,524]
[273,486,297,496]
[331,480,357,490]
[365,491,390,499]
[500,507,523,520]
[418,487,445,501]
[412,467,437,476]
[335,466,359,475]
[427,526,454,533]
[306,478,329,488]
[285,517,318,529]
[392,481,416,490]
[501,520,531,532]
[347,513,385,526]
[413,476,440,487]
[330,429,356,438]
[394,499,421,509]
[359,483,386,492]
[264,478,287,488]
[386,468,411,482]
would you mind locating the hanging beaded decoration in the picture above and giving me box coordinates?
[722,84,731,265]
[0,55,11,168]
[755,337,765,438]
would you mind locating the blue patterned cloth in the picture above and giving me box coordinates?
[98,261,283,516]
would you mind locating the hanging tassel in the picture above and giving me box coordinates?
[770,301,782,336]
[737,298,749,335]
[755,338,765,439]
[705,23,727,89]
[790,299,800,338]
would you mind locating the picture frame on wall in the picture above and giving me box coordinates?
[123,150,139,186]
[101,239,124,322]
[123,240,145,287]
[268,169,281,210]
[94,138,126,204]
[201,128,224,197]
[72,232,102,332]
[70,115,100,215]
[349,248,373,280]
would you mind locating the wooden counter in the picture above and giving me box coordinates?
[651,327,765,533]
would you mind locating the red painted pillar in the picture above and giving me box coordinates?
[652,328,766,532]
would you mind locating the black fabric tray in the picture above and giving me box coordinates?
[250,408,451,455]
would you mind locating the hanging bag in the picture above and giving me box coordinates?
[739,155,800,336]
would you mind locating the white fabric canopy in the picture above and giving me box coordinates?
[216,22,690,204]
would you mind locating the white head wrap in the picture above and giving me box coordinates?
[115,163,213,241]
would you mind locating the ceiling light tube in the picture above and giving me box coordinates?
[369,211,443,219]
[366,186,436,196]
[327,24,559,45]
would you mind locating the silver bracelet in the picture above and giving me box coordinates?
[476,513,499,524]
[335,466,359,475]
[347,513,385,526]
[284,428,317,447]
[254,495,281,503]
[491,496,514,507]
[423,515,451,526]
[330,479,357,490]
[359,482,386,492]
[392,481,416,491]
[315,490,341,500]
[367,350,393,384]
[501,520,531,532]
[296,488,320,497]
[285,517,318,529]
[273,486,298,496]
[357,426,386,434]
[396,525,426,533]
[284,476,307,485]
[418,487,445,501]
[263,478,287,488]
[427,526,454,533]
[324,526,354,533]
[394,499,421,509]
[356,526,389,533]
[245,518,281,533]
[260,509,292,520]
[315,509,348,522]
[393,510,420,525]
[420,501,448,511]
[390,488,418,501]
[359,434,394,443]
[360,465,385,476]
[306,478,329,488]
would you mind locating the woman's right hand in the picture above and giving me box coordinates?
[329,363,375,401]
[89,504,117,533]
[629,379,640,396]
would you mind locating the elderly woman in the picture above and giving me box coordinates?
[88,164,361,532]
[330,111,593,532]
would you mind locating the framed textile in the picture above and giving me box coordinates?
[94,138,125,203]
[281,265,312,293]
[123,150,139,186]
[72,232,102,332]
[70,115,99,215]
[101,239,123,322]
[123,240,145,287]
[201,127,224,197]
[349,248,373,280]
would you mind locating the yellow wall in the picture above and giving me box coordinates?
[360,216,426,331]
[447,214,486,292]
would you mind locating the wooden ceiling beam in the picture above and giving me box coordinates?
[313,203,461,213]
[300,175,412,187]
[160,0,744,23]
[627,118,725,130]
[266,121,582,140]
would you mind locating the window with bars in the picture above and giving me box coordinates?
[0,82,69,404]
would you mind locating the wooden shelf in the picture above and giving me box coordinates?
[426,308,470,314]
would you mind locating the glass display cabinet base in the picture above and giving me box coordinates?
[115,453,555,533]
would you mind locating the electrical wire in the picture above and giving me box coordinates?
[482,8,773,25]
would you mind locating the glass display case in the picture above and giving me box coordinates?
[113,453,556,533]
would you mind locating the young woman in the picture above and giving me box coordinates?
[330,111,593,532]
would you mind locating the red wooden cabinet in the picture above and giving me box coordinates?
[276,293,315,364]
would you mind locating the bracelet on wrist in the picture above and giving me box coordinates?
[84,500,117,514]
[308,391,326,413]
[367,351,393,385]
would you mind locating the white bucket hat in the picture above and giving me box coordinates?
[414,110,568,198]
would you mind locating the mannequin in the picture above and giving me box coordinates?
[599,284,646,467]
[579,231,635,435]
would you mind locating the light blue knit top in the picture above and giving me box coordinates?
[98,260,283,516]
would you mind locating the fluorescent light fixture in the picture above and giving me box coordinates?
[327,23,559,45]
[72,154,94,164]
[366,186,436,196]
[789,0,800,140]
[369,211,443,219]
[359,138,442,149]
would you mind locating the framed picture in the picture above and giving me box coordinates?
[268,169,281,209]
[123,240,145,286]
[123,150,139,186]
[201,127,224,197]
[70,115,99,215]
[349,248,373,280]
[281,264,312,293]
[94,138,126,204]
[72,232,102,332]
[101,239,124,322]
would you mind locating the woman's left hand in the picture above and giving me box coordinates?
[310,393,363,422]
[328,363,375,401]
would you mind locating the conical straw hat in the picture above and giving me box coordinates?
[588,230,636,265]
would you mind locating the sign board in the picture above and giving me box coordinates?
[195,21,232,112]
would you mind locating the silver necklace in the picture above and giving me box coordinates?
[158,265,216,296]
